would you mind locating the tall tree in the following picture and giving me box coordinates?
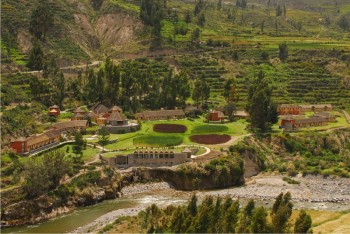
[251,206,270,233]
[29,2,54,41]
[73,132,84,156]
[140,0,164,37]
[198,13,206,27]
[90,0,103,10]
[98,126,110,149]
[279,42,289,61]
[271,192,293,233]
[246,70,278,132]
[187,193,198,216]
[294,210,312,233]
[27,40,44,70]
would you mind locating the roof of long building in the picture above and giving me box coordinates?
[53,120,88,130]
[136,109,185,118]
[26,129,61,146]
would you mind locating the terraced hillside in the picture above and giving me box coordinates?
[175,56,228,105]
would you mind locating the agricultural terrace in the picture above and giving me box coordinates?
[84,119,248,150]
[153,124,187,133]
[190,134,231,144]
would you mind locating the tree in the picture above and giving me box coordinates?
[73,132,84,155]
[140,0,164,37]
[217,0,222,10]
[22,151,71,198]
[29,2,54,41]
[236,0,247,9]
[42,150,70,189]
[246,70,278,132]
[22,157,50,198]
[191,28,201,43]
[198,13,206,27]
[271,192,293,233]
[223,78,239,103]
[185,11,192,23]
[194,0,205,16]
[187,193,198,216]
[279,42,288,61]
[251,206,270,233]
[225,103,236,122]
[276,5,282,17]
[261,51,269,60]
[338,15,350,31]
[260,20,265,32]
[283,5,287,16]
[27,40,44,70]
[294,210,312,233]
[192,77,210,106]
[98,126,110,148]
[90,0,103,10]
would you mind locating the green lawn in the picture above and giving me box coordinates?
[191,124,229,134]
[133,134,183,147]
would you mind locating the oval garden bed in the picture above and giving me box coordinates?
[153,124,187,133]
[190,134,231,144]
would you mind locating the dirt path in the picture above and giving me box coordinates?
[3,61,102,75]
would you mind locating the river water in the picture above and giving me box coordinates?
[3,188,350,233]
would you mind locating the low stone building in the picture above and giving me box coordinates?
[104,148,192,168]
[278,104,333,115]
[299,104,333,112]
[10,129,61,155]
[233,110,249,119]
[48,105,60,117]
[281,116,329,130]
[312,112,337,122]
[277,104,304,115]
[208,110,225,121]
[135,108,185,121]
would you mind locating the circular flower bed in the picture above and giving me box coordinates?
[190,134,231,144]
[153,124,187,133]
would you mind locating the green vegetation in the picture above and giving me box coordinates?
[177,155,244,189]
[22,150,71,198]
[239,129,350,177]
[282,177,300,185]
[246,70,278,132]
[133,134,183,147]
[191,125,228,134]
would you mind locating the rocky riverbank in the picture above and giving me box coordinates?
[203,174,350,204]
[121,182,171,196]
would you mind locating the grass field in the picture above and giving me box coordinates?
[191,125,229,134]
[133,134,183,147]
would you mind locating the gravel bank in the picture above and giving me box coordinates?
[121,182,171,196]
[70,207,145,233]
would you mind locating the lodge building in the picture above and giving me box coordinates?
[208,110,225,121]
[104,148,192,168]
[10,129,61,155]
[281,116,329,130]
[135,108,185,121]
[48,105,60,117]
[277,104,333,115]
[10,120,88,155]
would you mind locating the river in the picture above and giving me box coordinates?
[3,175,350,233]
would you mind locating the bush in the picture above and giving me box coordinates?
[282,177,300,184]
